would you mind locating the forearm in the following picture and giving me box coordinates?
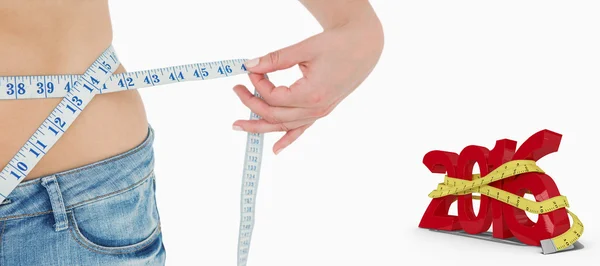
[299,0,381,30]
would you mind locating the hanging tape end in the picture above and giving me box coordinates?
[540,239,558,255]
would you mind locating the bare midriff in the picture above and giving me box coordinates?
[0,0,149,181]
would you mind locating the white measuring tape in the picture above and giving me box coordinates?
[0,45,263,266]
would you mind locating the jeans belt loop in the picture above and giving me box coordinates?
[41,175,69,232]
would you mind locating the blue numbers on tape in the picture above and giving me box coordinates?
[0,60,249,100]
[0,46,264,266]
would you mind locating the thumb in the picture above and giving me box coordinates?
[244,40,310,74]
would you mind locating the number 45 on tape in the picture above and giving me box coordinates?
[419,129,585,255]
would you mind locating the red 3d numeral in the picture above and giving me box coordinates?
[456,145,493,234]
[487,139,516,239]
[500,130,570,245]
[419,151,460,230]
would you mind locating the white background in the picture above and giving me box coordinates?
[109,1,600,265]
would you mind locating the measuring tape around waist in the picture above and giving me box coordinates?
[427,159,584,254]
[0,45,262,266]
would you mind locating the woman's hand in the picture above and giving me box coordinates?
[232,0,384,155]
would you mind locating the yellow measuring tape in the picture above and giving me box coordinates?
[428,160,583,253]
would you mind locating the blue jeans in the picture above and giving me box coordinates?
[0,126,166,265]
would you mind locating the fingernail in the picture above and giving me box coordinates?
[245,58,259,68]
[274,148,283,155]
[233,125,243,131]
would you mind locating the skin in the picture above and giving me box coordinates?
[0,0,383,182]
[233,0,384,155]
[0,0,148,181]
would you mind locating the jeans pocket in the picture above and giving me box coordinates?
[68,173,162,255]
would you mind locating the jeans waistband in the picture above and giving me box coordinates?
[0,125,156,222]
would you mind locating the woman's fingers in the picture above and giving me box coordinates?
[233,84,322,123]
[233,117,315,134]
[247,73,292,106]
[244,35,315,74]
[273,122,313,155]
[248,73,317,108]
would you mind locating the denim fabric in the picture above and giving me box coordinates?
[0,126,166,265]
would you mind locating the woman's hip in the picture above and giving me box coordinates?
[0,124,166,265]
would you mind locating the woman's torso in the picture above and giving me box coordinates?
[0,0,149,181]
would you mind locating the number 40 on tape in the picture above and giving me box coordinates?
[418,129,585,254]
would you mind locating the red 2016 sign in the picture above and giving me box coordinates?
[419,129,570,246]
